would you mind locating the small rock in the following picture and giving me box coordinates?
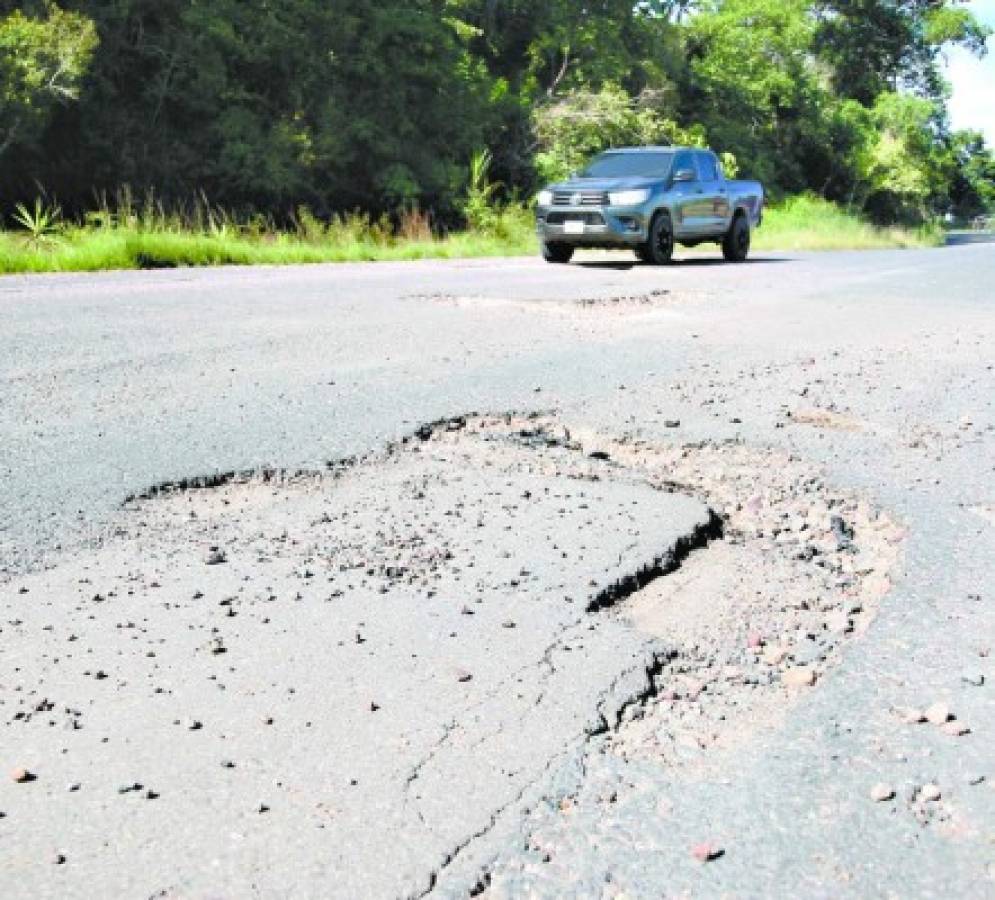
[746,632,763,649]
[941,720,970,737]
[961,672,985,687]
[53,853,67,865]
[924,702,950,725]
[967,774,986,786]
[502,620,516,629]
[824,611,851,634]
[185,718,203,731]
[664,419,681,428]
[690,842,722,863]
[205,547,227,566]
[455,668,473,683]
[783,668,816,688]
[920,783,941,802]
[11,767,34,783]
[221,760,236,769]
[257,802,270,814]
[67,782,81,792]
[897,707,926,724]
[870,783,895,802]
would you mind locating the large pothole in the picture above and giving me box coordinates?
[0,415,902,900]
[1,415,709,900]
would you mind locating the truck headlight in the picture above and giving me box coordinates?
[537,190,553,207]
[608,189,650,206]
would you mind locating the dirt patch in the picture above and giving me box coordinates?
[788,406,863,432]
[404,290,714,317]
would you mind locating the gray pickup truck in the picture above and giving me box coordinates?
[535,146,764,264]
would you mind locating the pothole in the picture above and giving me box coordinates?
[403,290,714,316]
[1,413,904,899]
[0,413,712,899]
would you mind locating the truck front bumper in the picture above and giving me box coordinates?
[536,206,650,247]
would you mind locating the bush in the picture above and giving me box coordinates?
[532,84,717,185]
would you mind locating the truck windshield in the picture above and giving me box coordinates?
[580,151,674,178]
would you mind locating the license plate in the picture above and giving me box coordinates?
[563,220,585,235]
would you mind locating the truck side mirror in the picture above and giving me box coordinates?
[672,168,696,183]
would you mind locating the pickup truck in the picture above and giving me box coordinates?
[535,146,764,264]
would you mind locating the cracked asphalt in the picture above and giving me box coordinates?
[1,246,994,898]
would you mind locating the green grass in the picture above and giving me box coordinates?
[0,194,940,276]
[752,194,942,251]
[0,222,536,275]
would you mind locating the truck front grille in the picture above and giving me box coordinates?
[545,212,605,225]
[552,191,608,207]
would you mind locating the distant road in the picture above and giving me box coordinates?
[945,228,995,244]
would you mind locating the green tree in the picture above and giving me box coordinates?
[533,82,707,183]
[945,130,995,218]
[0,0,989,226]
[444,0,684,192]
[812,0,991,104]
[0,2,97,159]
[683,0,827,193]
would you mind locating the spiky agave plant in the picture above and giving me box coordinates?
[464,149,501,233]
[13,198,64,248]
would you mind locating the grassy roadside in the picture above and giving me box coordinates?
[0,222,537,274]
[0,195,940,275]
[751,195,943,251]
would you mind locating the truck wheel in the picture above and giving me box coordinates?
[641,212,674,265]
[541,242,574,264]
[722,214,750,262]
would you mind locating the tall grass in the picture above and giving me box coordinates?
[0,190,536,275]
[754,194,942,251]
[0,190,940,276]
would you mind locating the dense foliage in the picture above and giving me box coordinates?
[1,0,992,224]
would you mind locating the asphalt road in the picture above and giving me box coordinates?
[2,246,991,572]
[1,245,994,897]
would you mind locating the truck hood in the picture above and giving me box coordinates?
[549,175,663,193]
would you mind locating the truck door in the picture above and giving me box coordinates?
[695,151,730,233]
[670,150,708,235]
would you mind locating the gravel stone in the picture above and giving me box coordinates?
[870,783,895,802]
[691,842,722,862]
[783,668,817,688]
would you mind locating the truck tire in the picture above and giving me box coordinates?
[541,242,574,264]
[641,212,674,265]
[722,213,750,262]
